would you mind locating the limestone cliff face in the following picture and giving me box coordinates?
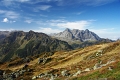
[51,28,101,42]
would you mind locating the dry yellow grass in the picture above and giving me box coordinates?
[1,41,120,79]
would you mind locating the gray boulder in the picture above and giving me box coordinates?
[93,63,101,70]
[73,70,81,77]
[61,70,70,77]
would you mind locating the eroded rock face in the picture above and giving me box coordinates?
[51,28,101,42]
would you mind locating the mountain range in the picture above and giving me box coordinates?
[0,29,113,62]
[51,28,113,49]
[51,28,101,42]
[0,29,119,80]
[0,30,72,62]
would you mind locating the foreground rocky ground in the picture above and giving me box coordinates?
[0,41,120,80]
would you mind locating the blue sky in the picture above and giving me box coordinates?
[0,0,120,40]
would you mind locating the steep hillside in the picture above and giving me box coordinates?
[0,31,10,42]
[0,41,120,80]
[0,30,72,62]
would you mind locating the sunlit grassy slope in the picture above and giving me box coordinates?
[1,41,120,80]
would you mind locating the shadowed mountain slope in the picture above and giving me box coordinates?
[0,30,72,62]
[0,31,10,42]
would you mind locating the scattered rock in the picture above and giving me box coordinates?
[73,70,81,77]
[84,68,90,72]
[108,66,113,71]
[93,63,101,70]
[97,50,103,53]
[107,60,115,65]
[38,58,43,64]
[22,64,28,69]
[32,76,37,80]
[61,70,70,77]
[50,75,54,80]
[38,57,52,64]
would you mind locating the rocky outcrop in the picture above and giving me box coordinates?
[2,67,32,80]
[38,57,52,64]
[51,28,101,42]
[73,70,81,77]
[61,70,70,77]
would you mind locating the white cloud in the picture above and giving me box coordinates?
[2,18,9,23]
[24,19,33,23]
[0,10,19,19]
[55,0,118,6]
[33,27,62,34]
[38,5,52,10]
[75,12,82,15]
[90,28,120,40]
[0,10,5,14]
[33,5,52,12]
[39,14,48,17]
[3,0,29,3]
[34,19,94,33]
[1,0,117,7]
[36,19,119,40]
[2,18,16,23]
[18,0,30,2]
[1,0,13,6]
[74,11,84,15]
[0,28,14,31]
[85,0,117,6]
[50,20,93,30]
[5,11,19,19]
[10,20,16,23]
[48,19,67,23]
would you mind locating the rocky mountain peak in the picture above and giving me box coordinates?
[85,29,89,32]
[51,28,101,42]
[64,28,71,32]
[29,30,35,34]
